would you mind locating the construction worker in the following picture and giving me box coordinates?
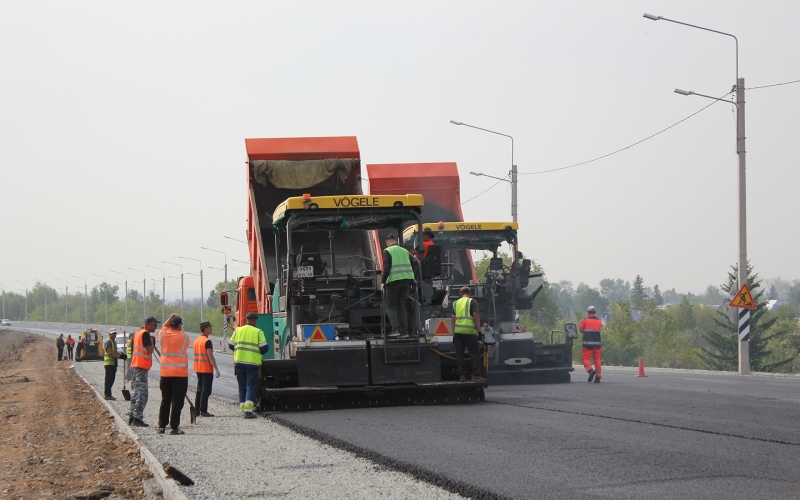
[124,332,133,382]
[157,314,190,435]
[193,321,221,417]
[103,329,126,400]
[381,232,415,338]
[580,306,603,383]
[228,312,268,419]
[56,334,65,361]
[411,228,435,259]
[128,316,157,427]
[65,335,75,360]
[451,287,485,382]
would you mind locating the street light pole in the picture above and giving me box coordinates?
[646,13,748,374]
[15,280,27,322]
[450,120,516,223]
[179,257,203,321]
[111,271,128,328]
[162,261,184,318]
[92,274,108,325]
[72,276,87,325]
[128,268,146,321]
[54,278,67,323]
[146,265,166,321]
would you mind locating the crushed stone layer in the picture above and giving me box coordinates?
[71,357,464,499]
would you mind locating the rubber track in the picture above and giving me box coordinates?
[266,414,509,500]
[486,399,800,447]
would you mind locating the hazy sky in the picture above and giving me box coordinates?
[2,0,798,298]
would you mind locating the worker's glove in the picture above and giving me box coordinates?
[119,353,127,360]
[214,368,220,379]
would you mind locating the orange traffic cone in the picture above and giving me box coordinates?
[636,357,647,377]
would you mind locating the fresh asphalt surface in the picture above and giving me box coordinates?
[17,323,800,499]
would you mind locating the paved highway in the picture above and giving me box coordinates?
[17,322,800,499]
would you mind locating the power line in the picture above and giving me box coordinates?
[519,92,731,176]
[461,175,509,205]
[745,78,800,90]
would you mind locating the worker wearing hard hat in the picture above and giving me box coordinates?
[229,312,268,419]
[579,306,603,383]
[381,232,415,338]
[103,329,126,400]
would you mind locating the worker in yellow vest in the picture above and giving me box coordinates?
[228,312,268,419]
[381,232,416,338]
[157,314,190,435]
[193,321,220,417]
[451,287,485,382]
[103,329,126,400]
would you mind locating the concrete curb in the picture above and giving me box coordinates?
[72,368,190,500]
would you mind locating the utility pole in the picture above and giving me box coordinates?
[128,268,146,321]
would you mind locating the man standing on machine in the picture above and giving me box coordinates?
[381,232,415,338]
[451,287,486,382]
[580,306,603,383]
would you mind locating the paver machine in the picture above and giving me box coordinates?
[75,328,104,361]
[224,137,485,411]
[403,222,575,383]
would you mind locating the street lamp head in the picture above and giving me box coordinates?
[674,89,694,95]
[469,171,482,177]
[449,120,463,125]
[643,13,662,21]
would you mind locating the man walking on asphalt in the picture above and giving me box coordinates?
[193,321,220,417]
[229,312,268,419]
[129,316,157,427]
[103,329,126,400]
[381,232,415,338]
[56,334,65,361]
[157,314,190,435]
[451,287,486,382]
[580,306,603,383]
[65,335,75,360]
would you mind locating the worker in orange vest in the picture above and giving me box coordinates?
[129,316,158,427]
[579,306,603,383]
[193,321,220,417]
[156,314,190,435]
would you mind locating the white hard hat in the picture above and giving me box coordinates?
[108,328,118,334]
[587,306,596,314]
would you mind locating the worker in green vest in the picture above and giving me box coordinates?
[228,312,268,419]
[103,329,126,400]
[451,287,485,382]
[381,232,416,338]
[124,332,133,382]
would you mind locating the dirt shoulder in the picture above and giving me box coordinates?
[0,330,152,499]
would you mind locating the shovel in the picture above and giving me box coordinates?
[185,395,197,424]
[121,332,131,401]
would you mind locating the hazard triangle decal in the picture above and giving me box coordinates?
[309,326,327,341]
[729,283,757,310]
[434,320,451,335]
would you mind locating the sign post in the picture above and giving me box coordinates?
[729,283,757,374]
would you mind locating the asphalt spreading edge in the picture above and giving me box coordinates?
[265,413,509,500]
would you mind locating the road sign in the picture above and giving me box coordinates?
[729,283,757,310]
[738,308,751,341]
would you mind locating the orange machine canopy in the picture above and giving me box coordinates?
[245,136,360,162]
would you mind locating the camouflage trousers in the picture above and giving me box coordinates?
[129,367,149,420]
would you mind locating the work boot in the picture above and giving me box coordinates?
[104,395,116,401]
[169,429,185,435]
[459,375,467,381]
[156,427,165,434]
[594,377,601,383]
[199,412,214,417]
[588,369,596,382]
[387,332,400,338]
[472,375,487,382]
[131,418,150,428]
[239,403,245,413]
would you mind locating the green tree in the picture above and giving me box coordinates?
[631,275,648,310]
[574,283,609,314]
[601,299,641,366]
[676,295,695,331]
[599,278,630,302]
[653,284,663,306]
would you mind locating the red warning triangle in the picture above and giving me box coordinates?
[433,320,451,335]
[729,283,757,310]
[309,326,327,342]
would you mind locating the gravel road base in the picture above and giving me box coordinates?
[72,360,462,499]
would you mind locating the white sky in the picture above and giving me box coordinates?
[2,0,798,297]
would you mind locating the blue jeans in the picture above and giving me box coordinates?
[235,363,260,403]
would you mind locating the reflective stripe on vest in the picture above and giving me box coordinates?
[581,316,603,347]
[130,328,153,370]
[453,297,477,334]
[231,325,267,366]
[103,338,117,366]
[160,329,190,377]
[385,245,414,283]
[193,336,213,373]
